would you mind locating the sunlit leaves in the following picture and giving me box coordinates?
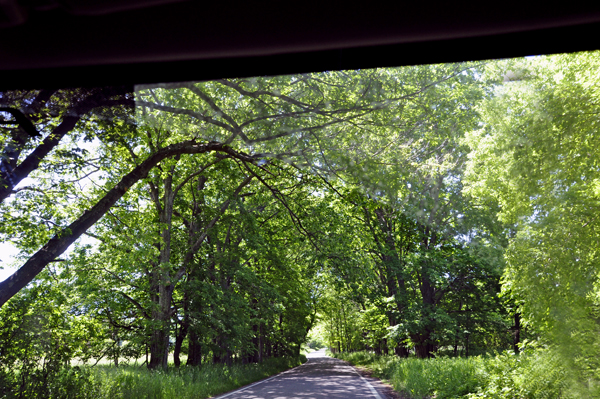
[464,51,600,387]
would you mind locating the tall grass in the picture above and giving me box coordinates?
[91,356,305,399]
[334,350,569,398]
[1,356,305,399]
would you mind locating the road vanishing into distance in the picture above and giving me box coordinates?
[214,348,386,399]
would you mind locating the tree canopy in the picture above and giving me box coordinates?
[464,52,600,383]
[1,52,599,396]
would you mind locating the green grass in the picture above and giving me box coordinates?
[91,356,306,399]
[1,356,306,399]
[333,350,570,399]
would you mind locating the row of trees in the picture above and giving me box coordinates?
[315,187,515,358]
[464,53,600,381]
[317,52,600,390]
[1,64,483,370]
[1,51,599,392]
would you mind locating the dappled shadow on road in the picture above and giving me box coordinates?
[217,353,377,398]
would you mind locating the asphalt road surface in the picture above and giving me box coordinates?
[214,348,385,399]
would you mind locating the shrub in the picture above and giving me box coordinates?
[393,357,482,399]
[467,350,567,399]
[335,349,571,399]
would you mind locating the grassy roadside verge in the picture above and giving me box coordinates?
[332,350,569,399]
[97,356,307,399]
[3,356,306,399]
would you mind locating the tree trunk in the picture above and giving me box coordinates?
[414,340,434,359]
[213,336,228,364]
[513,312,521,355]
[113,349,119,367]
[250,323,260,363]
[465,305,471,357]
[395,343,409,357]
[173,315,189,367]
[148,281,173,369]
[454,300,463,357]
[369,206,412,359]
[149,325,170,369]
[187,330,202,366]
[412,325,435,359]
[225,348,232,367]
[258,324,264,362]
[414,226,439,359]
[148,166,177,370]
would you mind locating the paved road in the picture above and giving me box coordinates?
[214,348,383,399]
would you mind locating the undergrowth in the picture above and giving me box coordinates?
[0,356,305,399]
[334,350,570,398]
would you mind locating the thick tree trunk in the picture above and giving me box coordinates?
[173,314,189,367]
[187,330,202,366]
[149,326,170,369]
[414,282,436,359]
[148,285,173,369]
[148,288,172,369]
[213,336,229,364]
[148,168,177,370]
[413,225,440,360]
[414,339,434,359]
[370,206,412,358]
[395,343,410,357]
[225,348,233,367]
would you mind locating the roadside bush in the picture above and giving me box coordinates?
[46,366,101,399]
[394,357,482,398]
[0,365,99,399]
[335,350,571,399]
[335,352,480,398]
[467,349,567,399]
[0,282,95,399]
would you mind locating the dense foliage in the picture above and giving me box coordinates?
[464,53,600,394]
[334,349,568,399]
[1,51,600,397]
